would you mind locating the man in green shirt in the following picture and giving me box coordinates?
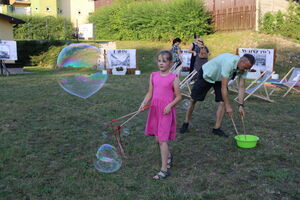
[180,53,255,137]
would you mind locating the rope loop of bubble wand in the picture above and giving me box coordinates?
[109,105,151,156]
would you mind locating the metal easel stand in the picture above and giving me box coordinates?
[0,60,10,76]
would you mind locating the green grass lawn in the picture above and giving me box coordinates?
[1,32,300,200]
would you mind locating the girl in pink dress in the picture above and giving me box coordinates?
[139,51,182,180]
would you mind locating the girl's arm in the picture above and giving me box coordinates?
[139,74,153,111]
[163,77,182,114]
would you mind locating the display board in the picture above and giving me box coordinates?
[238,48,275,72]
[106,49,136,69]
[0,40,17,61]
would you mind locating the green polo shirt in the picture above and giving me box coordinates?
[202,53,247,83]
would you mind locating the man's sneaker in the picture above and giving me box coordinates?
[180,122,189,134]
[212,128,229,137]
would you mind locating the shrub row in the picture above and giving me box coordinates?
[260,2,300,41]
[16,40,66,67]
[16,41,102,68]
[89,0,212,41]
[13,15,74,40]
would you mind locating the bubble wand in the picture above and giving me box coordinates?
[109,105,151,156]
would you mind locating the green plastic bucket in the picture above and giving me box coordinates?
[234,135,259,148]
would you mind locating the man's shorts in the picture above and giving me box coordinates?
[191,67,223,102]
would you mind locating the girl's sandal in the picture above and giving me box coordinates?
[167,153,173,169]
[153,170,170,180]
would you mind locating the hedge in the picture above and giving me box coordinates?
[89,0,212,41]
[15,40,66,67]
[13,15,74,40]
[16,41,102,68]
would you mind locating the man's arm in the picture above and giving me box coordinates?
[221,76,233,115]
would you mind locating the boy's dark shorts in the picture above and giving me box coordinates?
[191,68,223,102]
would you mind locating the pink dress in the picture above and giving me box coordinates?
[145,71,177,141]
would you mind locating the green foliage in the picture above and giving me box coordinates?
[13,15,74,40]
[16,40,66,67]
[89,0,212,41]
[17,41,101,68]
[30,45,66,67]
[281,2,300,40]
[260,2,300,41]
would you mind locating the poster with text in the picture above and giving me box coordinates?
[238,48,275,72]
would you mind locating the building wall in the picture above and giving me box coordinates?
[0,18,13,40]
[14,6,30,14]
[0,5,30,14]
[258,0,290,16]
[58,0,71,21]
[31,0,58,16]
[69,0,95,26]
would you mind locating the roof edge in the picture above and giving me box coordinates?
[0,13,25,24]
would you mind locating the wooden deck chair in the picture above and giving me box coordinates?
[0,60,10,76]
[210,76,239,95]
[169,62,182,75]
[233,71,275,102]
[171,64,183,75]
[179,70,197,98]
[227,77,239,93]
[269,67,300,97]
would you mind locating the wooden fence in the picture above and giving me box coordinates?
[211,5,256,31]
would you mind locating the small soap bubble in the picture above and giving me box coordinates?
[101,131,108,139]
[182,99,190,110]
[94,144,122,173]
[122,128,130,136]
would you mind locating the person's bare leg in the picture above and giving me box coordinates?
[153,141,169,179]
[184,99,197,122]
[214,102,225,129]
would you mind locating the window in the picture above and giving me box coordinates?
[46,7,51,12]
[57,8,63,14]
[8,5,15,13]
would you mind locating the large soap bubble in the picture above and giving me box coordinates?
[56,43,107,99]
[94,144,122,173]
